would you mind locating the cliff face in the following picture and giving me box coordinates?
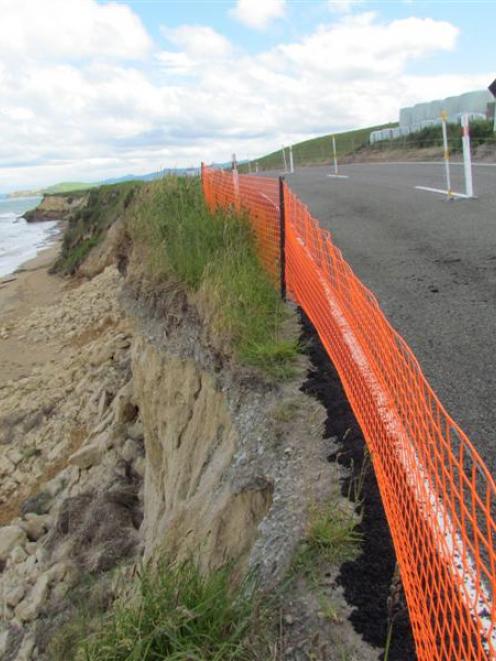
[23,193,87,223]
[0,185,376,660]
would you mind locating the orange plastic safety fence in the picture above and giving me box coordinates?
[201,165,496,660]
[201,164,280,286]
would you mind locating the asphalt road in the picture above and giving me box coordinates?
[275,162,496,471]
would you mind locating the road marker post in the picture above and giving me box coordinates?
[441,111,453,198]
[255,161,259,173]
[327,135,348,179]
[282,146,288,173]
[289,145,295,174]
[415,111,472,200]
[461,113,474,198]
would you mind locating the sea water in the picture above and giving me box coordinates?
[0,196,58,278]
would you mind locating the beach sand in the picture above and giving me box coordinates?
[0,239,65,385]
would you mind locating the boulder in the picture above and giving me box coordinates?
[121,439,138,463]
[0,454,15,477]
[5,583,25,608]
[10,545,27,564]
[21,514,51,541]
[0,526,27,561]
[15,573,49,621]
[68,442,104,469]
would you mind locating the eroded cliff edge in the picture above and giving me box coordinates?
[0,181,379,659]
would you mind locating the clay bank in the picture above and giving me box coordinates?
[0,179,406,660]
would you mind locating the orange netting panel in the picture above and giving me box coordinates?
[201,165,496,660]
[201,164,280,286]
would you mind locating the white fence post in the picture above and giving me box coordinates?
[255,161,259,173]
[289,145,295,174]
[440,112,452,199]
[282,146,288,173]
[461,113,474,198]
[332,136,338,175]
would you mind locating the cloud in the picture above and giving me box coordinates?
[0,0,151,61]
[161,25,232,58]
[0,3,488,191]
[328,0,363,13]
[230,0,286,30]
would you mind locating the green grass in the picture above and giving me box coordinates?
[239,122,398,172]
[365,118,495,154]
[77,559,255,661]
[51,175,298,377]
[43,181,97,194]
[128,177,298,378]
[52,181,141,274]
[294,501,363,578]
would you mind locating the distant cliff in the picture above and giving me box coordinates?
[23,193,87,223]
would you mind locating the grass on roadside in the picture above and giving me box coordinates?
[127,176,298,378]
[293,501,363,580]
[76,559,255,661]
[239,122,397,172]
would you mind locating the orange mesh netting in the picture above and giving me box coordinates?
[201,165,496,660]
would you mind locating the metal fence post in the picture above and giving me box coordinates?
[279,176,287,301]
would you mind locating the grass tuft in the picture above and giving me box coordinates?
[78,559,254,660]
[128,176,298,378]
[294,501,363,578]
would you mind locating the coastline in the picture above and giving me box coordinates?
[0,229,65,385]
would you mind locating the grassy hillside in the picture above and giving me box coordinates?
[43,181,97,194]
[240,122,398,172]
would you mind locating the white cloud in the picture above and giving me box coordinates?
[328,0,363,13]
[0,3,489,192]
[0,0,151,61]
[230,0,286,30]
[161,25,232,58]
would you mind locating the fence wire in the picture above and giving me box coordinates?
[201,164,496,661]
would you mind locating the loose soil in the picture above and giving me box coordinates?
[299,311,416,660]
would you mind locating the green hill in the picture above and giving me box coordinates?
[43,181,97,194]
[240,122,398,172]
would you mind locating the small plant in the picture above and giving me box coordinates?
[294,501,363,578]
[306,504,362,565]
[79,558,255,660]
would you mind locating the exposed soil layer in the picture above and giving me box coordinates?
[299,311,416,660]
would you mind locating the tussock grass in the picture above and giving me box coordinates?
[128,176,298,378]
[79,559,255,660]
[294,501,363,578]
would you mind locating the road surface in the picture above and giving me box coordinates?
[275,162,496,471]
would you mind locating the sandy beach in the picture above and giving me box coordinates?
[0,239,65,385]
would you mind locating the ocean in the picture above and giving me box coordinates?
[0,196,58,278]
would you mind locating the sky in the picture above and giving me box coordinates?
[0,0,494,191]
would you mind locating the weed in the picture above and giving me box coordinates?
[271,397,301,424]
[294,502,362,579]
[79,558,255,660]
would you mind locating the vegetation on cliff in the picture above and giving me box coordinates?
[52,182,139,274]
[53,176,298,377]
